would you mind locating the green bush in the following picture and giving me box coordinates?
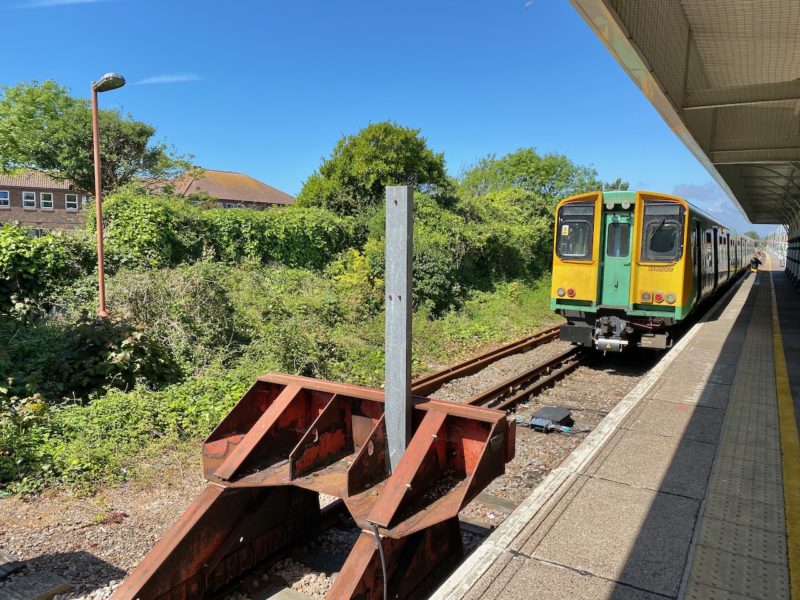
[457,188,554,283]
[0,315,179,403]
[0,225,93,314]
[296,121,451,215]
[0,273,557,491]
[102,263,249,373]
[101,191,205,268]
[100,191,356,270]
[0,360,259,489]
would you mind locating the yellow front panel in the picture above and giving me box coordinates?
[551,193,602,302]
[629,192,689,307]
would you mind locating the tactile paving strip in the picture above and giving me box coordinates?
[688,545,789,600]
[697,516,788,564]
[684,280,790,599]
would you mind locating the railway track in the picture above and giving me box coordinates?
[410,325,561,396]
[206,325,589,600]
[412,324,587,413]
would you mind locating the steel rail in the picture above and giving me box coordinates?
[410,325,561,395]
[464,347,586,411]
[492,355,585,412]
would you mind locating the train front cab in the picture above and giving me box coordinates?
[552,191,692,352]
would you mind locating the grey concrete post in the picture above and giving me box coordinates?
[385,185,413,471]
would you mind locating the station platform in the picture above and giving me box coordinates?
[433,258,800,600]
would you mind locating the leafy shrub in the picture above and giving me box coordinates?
[101,191,356,270]
[201,206,356,269]
[457,188,554,283]
[100,190,205,268]
[0,316,179,403]
[101,262,248,373]
[0,225,93,314]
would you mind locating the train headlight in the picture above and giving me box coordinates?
[556,288,566,297]
[566,288,576,298]
[641,292,652,302]
[666,293,677,304]
[654,292,665,303]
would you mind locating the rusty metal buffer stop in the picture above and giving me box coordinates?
[112,186,516,599]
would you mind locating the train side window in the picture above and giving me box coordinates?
[556,203,594,261]
[641,202,685,262]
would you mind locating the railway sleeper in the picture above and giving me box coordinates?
[111,373,515,600]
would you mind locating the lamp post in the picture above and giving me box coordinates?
[91,72,125,318]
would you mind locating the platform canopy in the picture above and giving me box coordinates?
[569,0,800,230]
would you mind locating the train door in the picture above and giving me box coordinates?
[713,227,719,289]
[600,211,633,307]
[694,221,702,302]
[727,233,732,275]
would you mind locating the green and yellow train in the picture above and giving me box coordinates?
[550,190,755,352]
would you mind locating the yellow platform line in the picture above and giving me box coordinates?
[767,257,800,600]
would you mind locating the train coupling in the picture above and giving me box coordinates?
[594,316,629,352]
[595,337,628,352]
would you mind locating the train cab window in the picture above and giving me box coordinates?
[556,203,594,261]
[641,202,685,262]
[606,222,630,257]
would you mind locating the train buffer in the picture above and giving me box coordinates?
[111,373,515,600]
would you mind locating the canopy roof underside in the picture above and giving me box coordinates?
[569,0,800,228]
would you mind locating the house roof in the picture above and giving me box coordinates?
[0,171,75,190]
[173,169,294,206]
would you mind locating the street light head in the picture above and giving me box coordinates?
[93,72,126,93]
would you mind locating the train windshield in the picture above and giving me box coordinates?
[556,202,594,260]
[641,202,685,262]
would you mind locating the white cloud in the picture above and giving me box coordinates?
[15,0,115,8]
[133,74,202,86]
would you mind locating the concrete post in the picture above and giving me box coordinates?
[385,185,413,471]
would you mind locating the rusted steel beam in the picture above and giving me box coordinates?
[329,517,464,600]
[113,374,515,600]
[212,383,302,481]
[112,486,319,600]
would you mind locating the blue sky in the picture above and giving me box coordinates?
[0,0,773,235]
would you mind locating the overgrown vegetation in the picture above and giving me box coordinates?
[0,120,627,493]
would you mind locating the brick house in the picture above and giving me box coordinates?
[170,168,295,209]
[0,168,294,232]
[0,171,90,231]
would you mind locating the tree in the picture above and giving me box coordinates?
[602,177,630,191]
[296,121,450,215]
[743,230,760,240]
[0,80,189,194]
[458,148,628,201]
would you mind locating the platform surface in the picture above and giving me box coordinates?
[433,259,799,600]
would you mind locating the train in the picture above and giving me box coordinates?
[550,190,756,352]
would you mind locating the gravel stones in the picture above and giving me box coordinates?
[0,337,660,599]
[460,348,658,522]
[0,451,207,600]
